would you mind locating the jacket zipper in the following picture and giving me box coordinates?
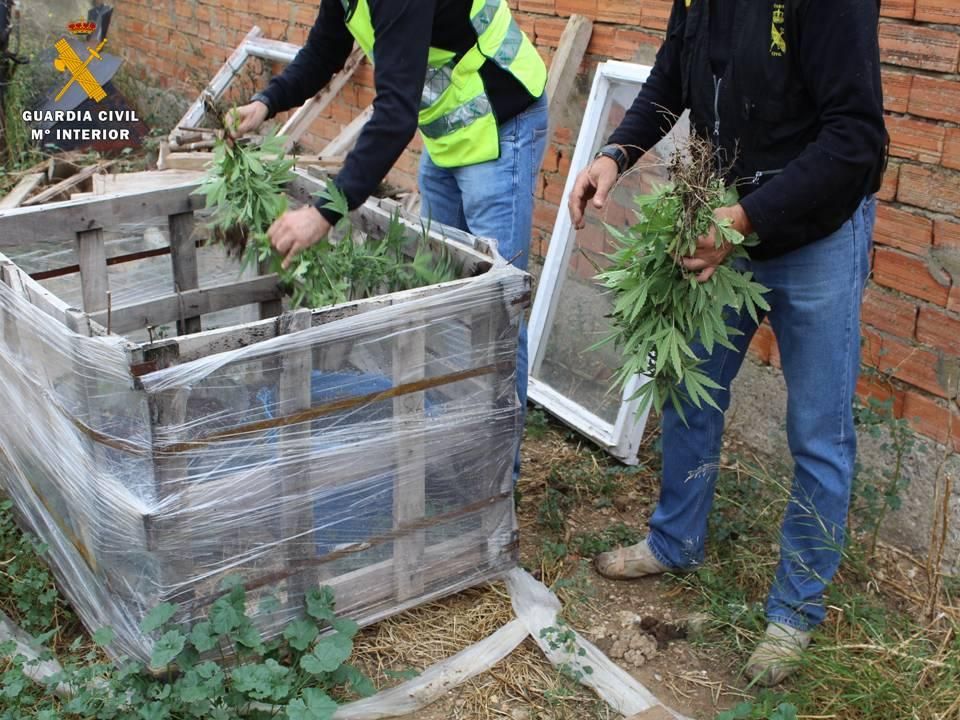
[712,75,722,170]
[750,168,784,184]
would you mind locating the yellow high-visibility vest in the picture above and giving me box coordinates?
[341,0,546,168]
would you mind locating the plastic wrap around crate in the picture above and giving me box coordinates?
[0,171,529,664]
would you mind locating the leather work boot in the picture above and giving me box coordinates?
[745,622,811,686]
[594,538,671,579]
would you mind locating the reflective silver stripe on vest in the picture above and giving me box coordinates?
[492,19,523,68]
[470,0,500,34]
[421,62,455,110]
[420,94,493,139]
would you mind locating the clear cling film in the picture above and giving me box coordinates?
[0,172,529,666]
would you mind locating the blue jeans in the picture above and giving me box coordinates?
[418,95,548,477]
[647,196,876,631]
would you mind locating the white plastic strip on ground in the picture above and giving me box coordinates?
[0,572,688,718]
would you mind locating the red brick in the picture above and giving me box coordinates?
[878,162,900,202]
[873,204,934,254]
[881,0,916,18]
[934,218,960,249]
[882,70,913,114]
[856,375,906,418]
[769,331,782,369]
[944,128,960,171]
[596,0,638,24]
[614,27,662,61]
[873,247,951,305]
[951,286,960,313]
[641,0,673,30]
[879,22,960,72]
[541,145,560,174]
[908,76,960,123]
[749,322,775,364]
[543,174,566,205]
[902,392,959,449]
[886,116,945,164]
[534,16,569,47]
[587,24,618,56]
[863,327,884,367]
[534,200,561,236]
[897,164,960,215]
[519,0,555,14]
[862,285,919,338]
[915,0,960,23]
[917,306,960,356]
[555,0,597,15]
[878,336,950,397]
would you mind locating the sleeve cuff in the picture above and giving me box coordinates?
[315,202,344,227]
[251,92,277,120]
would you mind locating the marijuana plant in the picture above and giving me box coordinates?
[196,117,458,311]
[597,139,770,422]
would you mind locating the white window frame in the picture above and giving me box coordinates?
[527,61,656,465]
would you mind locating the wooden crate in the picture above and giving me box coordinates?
[0,170,529,663]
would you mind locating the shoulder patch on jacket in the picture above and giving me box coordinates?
[771,3,787,56]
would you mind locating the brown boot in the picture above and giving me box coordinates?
[594,538,671,580]
[744,622,811,687]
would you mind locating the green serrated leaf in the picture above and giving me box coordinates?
[141,604,177,634]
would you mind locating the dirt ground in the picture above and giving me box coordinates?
[360,418,753,720]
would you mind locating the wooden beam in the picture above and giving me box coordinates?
[76,228,109,314]
[22,163,110,207]
[319,104,372,159]
[170,26,262,144]
[168,212,201,334]
[279,46,365,151]
[0,173,44,209]
[545,15,593,141]
[159,152,342,172]
[0,182,204,247]
[88,275,283,334]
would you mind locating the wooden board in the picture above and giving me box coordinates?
[92,170,205,195]
[0,173,44,209]
[319,104,372,159]
[0,182,204,247]
[88,275,283,334]
[545,15,594,141]
[22,163,109,207]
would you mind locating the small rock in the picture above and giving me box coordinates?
[510,710,530,720]
[654,672,663,682]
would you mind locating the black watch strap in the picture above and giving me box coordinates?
[595,143,629,174]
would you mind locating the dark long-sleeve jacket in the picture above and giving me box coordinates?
[257,0,536,224]
[608,0,887,259]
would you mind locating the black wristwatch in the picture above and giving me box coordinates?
[594,144,630,174]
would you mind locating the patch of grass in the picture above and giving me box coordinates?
[570,523,642,558]
[670,451,960,720]
[525,408,550,440]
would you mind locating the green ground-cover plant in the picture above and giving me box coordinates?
[1,577,374,719]
[596,139,770,422]
[197,120,457,310]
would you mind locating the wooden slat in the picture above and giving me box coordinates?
[88,275,283,334]
[0,256,72,326]
[170,26,262,143]
[0,182,204,247]
[168,212,201,334]
[76,229,109,313]
[0,173,44,209]
[545,15,594,141]
[278,309,314,606]
[159,152,342,172]
[392,315,426,602]
[22,163,108,207]
[319,104,372,159]
[279,46,365,151]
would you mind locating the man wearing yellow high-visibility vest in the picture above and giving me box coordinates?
[232,0,548,477]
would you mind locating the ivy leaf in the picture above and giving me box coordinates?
[141,603,177,633]
[305,586,337,623]
[286,688,339,720]
[209,598,241,636]
[92,627,115,647]
[189,621,218,653]
[300,633,353,675]
[150,630,186,669]
[284,618,320,652]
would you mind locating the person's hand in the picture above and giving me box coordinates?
[568,156,619,229]
[226,101,268,138]
[681,204,753,283]
[268,206,332,269]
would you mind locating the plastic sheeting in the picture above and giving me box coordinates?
[0,193,528,665]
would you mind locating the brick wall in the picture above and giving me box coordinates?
[112,0,960,449]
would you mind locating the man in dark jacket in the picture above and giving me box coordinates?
[569,0,886,686]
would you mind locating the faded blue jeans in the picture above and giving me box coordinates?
[647,196,876,631]
[418,94,548,477]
